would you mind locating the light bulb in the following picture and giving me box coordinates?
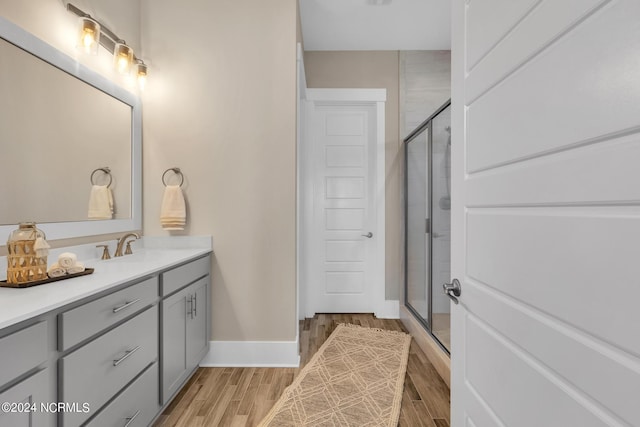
[82,32,94,47]
[117,56,129,72]
[136,62,148,90]
[113,42,133,74]
[77,17,100,55]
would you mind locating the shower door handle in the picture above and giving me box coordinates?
[443,279,461,305]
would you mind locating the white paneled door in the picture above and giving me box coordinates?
[451,1,640,426]
[305,90,385,315]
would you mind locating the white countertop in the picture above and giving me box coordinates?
[0,236,212,330]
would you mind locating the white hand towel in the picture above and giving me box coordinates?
[48,262,66,278]
[58,252,77,269]
[88,185,114,219]
[160,185,186,230]
[66,262,85,275]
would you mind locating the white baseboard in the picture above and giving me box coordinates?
[200,340,300,368]
[376,299,400,319]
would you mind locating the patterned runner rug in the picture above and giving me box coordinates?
[258,323,411,426]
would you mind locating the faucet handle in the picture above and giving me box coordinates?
[96,244,111,260]
[124,241,134,255]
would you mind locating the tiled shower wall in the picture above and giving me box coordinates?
[400,51,451,139]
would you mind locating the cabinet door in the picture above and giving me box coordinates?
[161,287,189,404]
[0,369,51,427]
[186,278,209,368]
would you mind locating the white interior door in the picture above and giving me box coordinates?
[451,1,640,426]
[304,90,385,315]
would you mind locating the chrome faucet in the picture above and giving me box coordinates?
[114,232,140,257]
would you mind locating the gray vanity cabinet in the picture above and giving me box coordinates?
[160,256,210,405]
[0,250,211,427]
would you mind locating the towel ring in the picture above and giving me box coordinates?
[162,167,184,187]
[90,167,112,188]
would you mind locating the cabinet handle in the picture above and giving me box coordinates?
[113,346,141,366]
[187,296,193,319]
[112,298,141,314]
[193,293,197,318]
[124,410,141,427]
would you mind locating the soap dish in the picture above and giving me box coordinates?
[0,268,95,288]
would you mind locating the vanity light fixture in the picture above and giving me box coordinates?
[66,3,148,83]
[135,60,148,90]
[114,41,134,74]
[77,16,100,55]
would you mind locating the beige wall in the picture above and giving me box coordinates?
[141,0,298,342]
[304,51,402,300]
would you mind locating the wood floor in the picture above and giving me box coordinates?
[153,314,450,427]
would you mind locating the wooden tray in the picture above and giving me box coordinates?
[0,268,95,288]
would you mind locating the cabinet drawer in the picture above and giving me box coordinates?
[161,255,210,296]
[59,276,158,351]
[60,306,158,427]
[86,362,159,427]
[0,321,47,387]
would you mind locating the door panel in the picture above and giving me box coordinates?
[466,0,606,102]
[325,241,365,262]
[186,279,208,368]
[326,177,365,199]
[465,0,539,71]
[309,103,376,313]
[161,288,187,403]
[466,1,640,173]
[325,208,365,230]
[0,370,50,427]
[465,280,640,426]
[465,316,611,427]
[466,208,640,356]
[452,0,640,425]
[326,146,365,167]
[466,133,640,206]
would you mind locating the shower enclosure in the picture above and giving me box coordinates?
[405,100,451,353]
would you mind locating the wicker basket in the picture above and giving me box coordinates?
[6,223,48,284]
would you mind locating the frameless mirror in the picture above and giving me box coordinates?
[0,16,141,243]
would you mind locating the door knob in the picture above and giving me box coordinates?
[443,278,461,305]
[361,232,373,238]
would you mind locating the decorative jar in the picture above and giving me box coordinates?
[6,222,48,284]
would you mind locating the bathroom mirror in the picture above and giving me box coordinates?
[0,16,141,243]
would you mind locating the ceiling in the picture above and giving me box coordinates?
[299,0,451,51]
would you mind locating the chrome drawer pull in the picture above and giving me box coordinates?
[112,298,141,314]
[193,293,197,318]
[113,346,141,366]
[123,410,141,427]
[187,296,193,319]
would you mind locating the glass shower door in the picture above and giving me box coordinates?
[404,101,451,354]
[430,105,451,351]
[405,128,429,325]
